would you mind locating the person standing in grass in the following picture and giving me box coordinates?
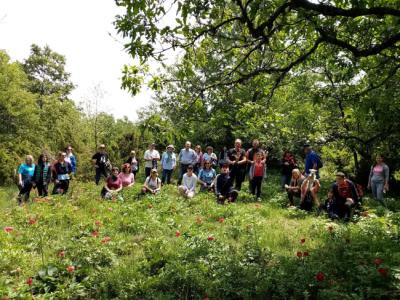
[144,143,160,178]
[118,163,135,188]
[300,169,320,211]
[178,165,198,198]
[64,145,77,176]
[285,168,305,207]
[161,145,176,184]
[202,146,218,168]
[32,153,52,197]
[303,144,322,178]
[248,152,266,201]
[101,167,123,199]
[52,152,72,195]
[178,141,197,184]
[193,145,204,175]
[198,161,216,192]
[17,155,36,205]
[368,154,389,203]
[215,164,238,204]
[142,168,162,194]
[92,144,111,185]
[280,150,297,190]
[227,139,247,191]
[126,150,140,178]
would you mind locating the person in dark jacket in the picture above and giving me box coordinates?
[327,172,360,221]
[52,152,72,195]
[214,164,238,204]
[227,139,247,191]
[92,144,111,185]
[32,153,52,197]
[280,150,297,190]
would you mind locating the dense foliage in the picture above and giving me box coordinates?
[1,176,400,299]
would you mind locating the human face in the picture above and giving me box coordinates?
[59,153,67,162]
[204,162,211,169]
[112,169,119,176]
[221,166,229,174]
[187,168,193,175]
[336,176,344,184]
[376,155,383,164]
[43,155,48,163]
[151,171,158,178]
[185,142,191,149]
[67,147,72,153]
[235,140,241,149]
[26,157,33,165]
[252,140,259,148]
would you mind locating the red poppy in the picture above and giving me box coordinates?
[28,218,36,225]
[67,265,75,273]
[101,236,111,243]
[207,236,215,241]
[26,277,33,286]
[315,272,325,282]
[374,258,383,266]
[378,268,388,277]
[303,251,309,257]
[95,220,102,227]
[296,251,302,258]
[175,230,181,237]
[300,238,305,244]
[4,227,13,233]
[58,251,65,258]
[91,231,99,238]
[218,217,225,223]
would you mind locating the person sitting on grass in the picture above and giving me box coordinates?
[300,169,320,211]
[248,151,266,201]
[101,167,123,199]
[52,152,72,195]
[118,163,135,188]
[142,168,161,195]
[198,161,216,192]
[17,154,36,205]
[285,168,305,207]
[32,153,52,197]
[326,172,360,221]
[215,164,238,204]
[178,165,198,199]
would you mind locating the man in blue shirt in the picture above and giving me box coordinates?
[161,145,176,184]
[303,144,321,178]
[178,141,197,184]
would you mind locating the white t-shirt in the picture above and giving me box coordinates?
[145,176,161,190]
[182,173,198,192]
[144,149,160,168]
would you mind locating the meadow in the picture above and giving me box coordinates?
[0,174,399,299]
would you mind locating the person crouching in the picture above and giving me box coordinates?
[215,164,238,204]
[101,167,122,199]
[178,165,197,199]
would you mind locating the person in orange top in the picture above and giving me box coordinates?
[248,152,266,201]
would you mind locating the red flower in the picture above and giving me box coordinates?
[378,267,388,277]
[95,220,102,227]
[207,236,215,241]
[58,251,65,258]
[28,218,37,225]
[303,251,309,257]
[374,258,383,266]
[101,236,111,244]
[175,230,181,237]
[300,238,305,244]
[26,277,33,286]
[315,272,325,282]
[4,226,13,233]
[67,265,75,273]
[296,251,302,258]
[218,217,225,223]
[204,297,210,300]
[91,231,99,238]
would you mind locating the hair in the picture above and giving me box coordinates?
[206,146,213,151]
[38,153,48,165]
[292,168,301,178]
[122,163,131,173]
[235,138,242,144]
[187,164,194,170]
[65,144,73,151]
[58,151,66,158]
[373,154,385,166]
[112,167,119,173]
[130,150,136,155]
[195,145,202,151]
[25,155,34,162]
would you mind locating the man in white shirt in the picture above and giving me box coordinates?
[143,143,160,177]
[178,165,197,199]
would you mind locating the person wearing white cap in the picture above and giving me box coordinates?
[144,143,160,177]
[161,145,176,184]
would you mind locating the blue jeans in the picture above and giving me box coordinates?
[371,180,384,201]
[162,169,173,184]
[178,164,189,185]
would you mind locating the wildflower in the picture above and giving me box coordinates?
[58,251,65,258]
[303,251,309,257]
[315,272,325,282]
[374,258,383,266]
[101,236,111,244]
[107,207,113,212]
[300,238,305,244]
[175,230,181,237]
[207,236,215,241]
[4,227,13,233]
[378,267,388,277]
[95,220,102,227]
[296,251,302,258]
[26,277,33,286]
[218,217,225,223]
[67,265,75,273]
[196,217,203,225]
[91,231,99,238]
[28,218,36,225]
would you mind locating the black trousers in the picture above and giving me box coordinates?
[287,190,301,205]
[250,176,263,198]
[230,167,246,191]
[18,181,33,203]
[52,180,69,195]
[36,183,49,197]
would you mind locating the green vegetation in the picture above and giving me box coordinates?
[1,175,399,299]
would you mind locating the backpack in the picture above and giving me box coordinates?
[316,154,323,169]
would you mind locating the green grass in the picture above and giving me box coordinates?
[0,174,399,299]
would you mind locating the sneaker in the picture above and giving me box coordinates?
[256,197,262,202]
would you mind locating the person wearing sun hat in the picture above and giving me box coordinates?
[142,168,161,194]
[161,144,177,184]
[326,171,360,221]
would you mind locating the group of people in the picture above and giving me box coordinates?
[16,146,76,205]
[16,139,390,221]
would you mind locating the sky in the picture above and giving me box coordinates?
[0,0,153,121]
